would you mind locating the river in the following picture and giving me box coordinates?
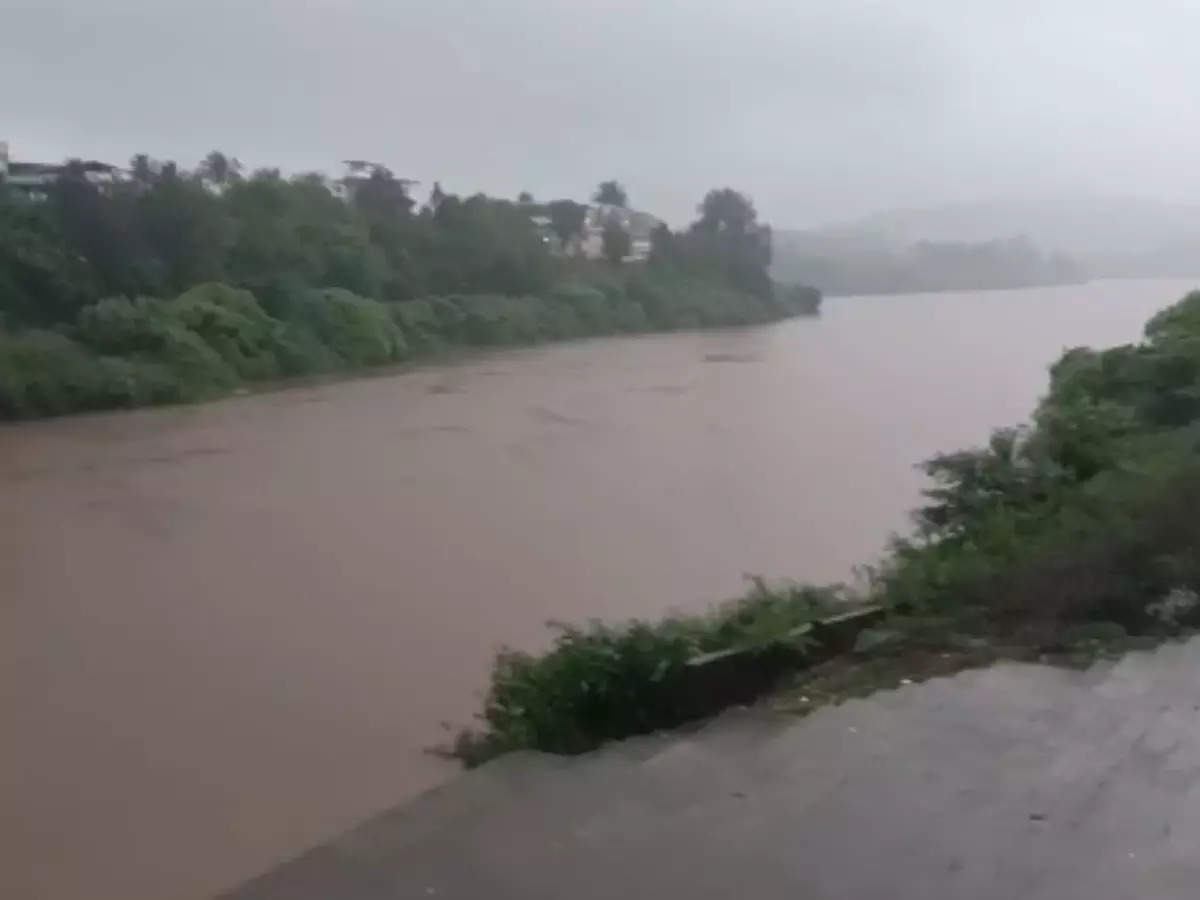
[2,277,1195,899]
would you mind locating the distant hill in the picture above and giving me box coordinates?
[774,192,1200,295]
[854,193,1200,259]
[773,230,1084,297]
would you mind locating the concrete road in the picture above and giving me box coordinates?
[223,638,1200,899]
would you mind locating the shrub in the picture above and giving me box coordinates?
[548,283,614,334]
[271,323,340,376]
[75,296,236,397]
[610,297,648,332]
[389,299,448,353]
[469,620,700,760]
[877,287,1200,636]
[167,282,283,379]
[0,330,175,418]
[291,288,406,366]
[452,294,552,346]
[456,579,838,763]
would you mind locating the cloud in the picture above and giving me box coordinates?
[5,0,1200,226]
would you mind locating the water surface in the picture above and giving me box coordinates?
[2,278,1194,899]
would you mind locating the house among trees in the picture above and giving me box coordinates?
[0,142,123,199]
[525,181,663,263]
[580,203,660,262]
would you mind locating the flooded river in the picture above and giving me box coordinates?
[3,278,1195,899]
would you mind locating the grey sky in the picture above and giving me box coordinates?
[4,0,1200,227]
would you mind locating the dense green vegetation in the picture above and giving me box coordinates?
[879,290,1200,635]
[0,157,818,418]
[458,289,1200,762]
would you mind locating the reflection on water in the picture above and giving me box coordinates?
[1,278,1194,899]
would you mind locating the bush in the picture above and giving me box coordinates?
[75,296,236,397]
[452,294,553,346]
[877,287,1200,637]
[625,274,774,329]
[548,283,615,334]
[291,288,407,366]
[167,282,283,379]
[456,579,838,763]
[0,330,175,418]
[271,323,340,376]
[389,298,448,353]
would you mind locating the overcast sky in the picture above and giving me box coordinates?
[5,0,1200,227]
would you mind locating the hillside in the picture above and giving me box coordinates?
[774,193,1200,295]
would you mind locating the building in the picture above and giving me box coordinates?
[581,203,660,261]
[546,203,656,262]
[1,141,124,198]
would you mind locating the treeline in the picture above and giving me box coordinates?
[0,153,819,418]
[458,288,1200,761]
[773,231,1083,296]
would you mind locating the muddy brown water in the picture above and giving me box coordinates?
[2,278,1195,900]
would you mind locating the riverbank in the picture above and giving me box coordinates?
[2,163,814,420]
[454,286,1200,763]
[0,275,819,420]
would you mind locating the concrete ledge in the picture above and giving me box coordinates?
[668,604,884,721]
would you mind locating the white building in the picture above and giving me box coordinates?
[1,141,124,198]
[579,203,661,262]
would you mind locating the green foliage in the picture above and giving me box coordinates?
[546,200,587,250]
[291,288,406,366]
[0,330,173,417]
[74,295,236,396]
[700,579,834,652]
[0,157,818,418]
[455,579,838,763]
[549,283,614,333]
[878,288,1200,635]
[167,283,283,379]
[464,621,699,761]
[602,220,632,264]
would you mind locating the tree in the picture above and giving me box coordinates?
[649,222,677,265]
[687,188,773,298]
[349,165,416,221]
[137,173,233,291]
[198,150,242,189]
[517,191,534,204]
[547,199,587,253]
[428,181,446,213]
[593,180,628,208]
[50,163,149,297]
[0,189,97,325]
[129,154,155,187]
[695,187,756,235]
[602,219,632,264]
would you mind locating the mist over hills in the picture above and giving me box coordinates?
[774,192,1200,295]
